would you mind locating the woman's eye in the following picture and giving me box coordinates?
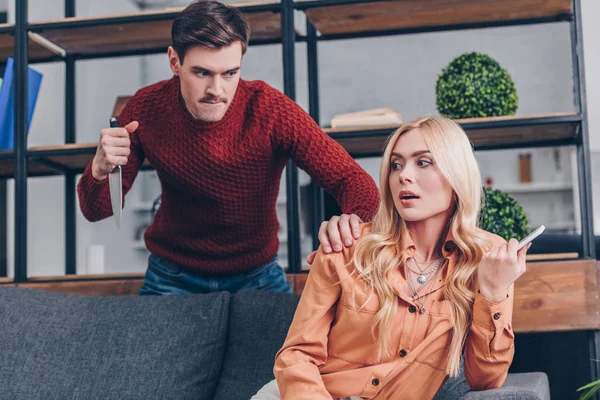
[391,162,403,170]
[417,159,432,167]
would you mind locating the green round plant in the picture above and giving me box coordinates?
[436,52,518,119]
[479,187,529,242]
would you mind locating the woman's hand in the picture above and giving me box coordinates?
[478,238,530,303]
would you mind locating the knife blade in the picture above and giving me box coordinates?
[108,117,122,229]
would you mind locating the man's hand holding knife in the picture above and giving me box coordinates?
[91,119,138,181]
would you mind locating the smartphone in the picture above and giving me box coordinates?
[517,225,545,251]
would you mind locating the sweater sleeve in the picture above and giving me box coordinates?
[76,97,146,222]
[271,90,380,222]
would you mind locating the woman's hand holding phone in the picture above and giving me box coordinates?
[477,226,544,303]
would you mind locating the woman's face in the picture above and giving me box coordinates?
[388,128,455,224]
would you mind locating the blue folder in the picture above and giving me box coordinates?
[0,57,43,150]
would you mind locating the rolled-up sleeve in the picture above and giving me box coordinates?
[274,249,342,400]
[464,285,515,390]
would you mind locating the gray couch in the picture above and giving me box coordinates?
[0,287,550,400]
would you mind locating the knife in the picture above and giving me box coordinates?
[108,117,122,229]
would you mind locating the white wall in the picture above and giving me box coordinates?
[582,0,599,151]
[5,0,600,277]
[581,0,600,235]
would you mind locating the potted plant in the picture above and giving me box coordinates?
[436,52,519,119]
[577,378,600,399]
[479,187,529,241]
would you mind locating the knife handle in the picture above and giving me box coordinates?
[109,117,120,170]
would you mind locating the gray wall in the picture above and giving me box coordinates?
[5,0,600,276]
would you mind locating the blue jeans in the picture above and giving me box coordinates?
[138,254,293,295]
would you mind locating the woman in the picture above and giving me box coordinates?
[254,116,529,399]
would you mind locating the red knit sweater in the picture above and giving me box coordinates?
[77,76,379,275]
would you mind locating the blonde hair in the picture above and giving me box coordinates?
[352,116,491,377]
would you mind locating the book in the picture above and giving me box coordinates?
[330,108,403,129]
[0,57,43,150]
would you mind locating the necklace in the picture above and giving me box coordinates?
[406,258,445,313]
[407,256,443,285]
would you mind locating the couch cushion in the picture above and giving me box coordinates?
[212,289,300,400]
[0,287,230,400]
[434,360,471,400]
[460,373,550,400]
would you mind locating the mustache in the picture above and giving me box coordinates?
[200,95,227,103]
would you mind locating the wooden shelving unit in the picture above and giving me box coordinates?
[3,0,596,331]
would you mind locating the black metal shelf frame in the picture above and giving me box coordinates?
[6,0,595,277]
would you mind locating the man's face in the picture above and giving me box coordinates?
[168,42,242,122]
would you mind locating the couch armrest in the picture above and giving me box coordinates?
[460,373,550,400]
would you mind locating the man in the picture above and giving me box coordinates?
[77,0,379,295]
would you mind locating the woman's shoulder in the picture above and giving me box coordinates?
[310,222,372,280]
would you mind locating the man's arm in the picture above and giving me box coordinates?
[272,91,380,223]
[77,101,146,222]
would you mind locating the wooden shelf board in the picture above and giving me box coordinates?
[0,29,61,62]
[30,2,281,56]
[303,0,572,36]
[325,113,580,155]
[526,252,579,261]
[29,144,152,171]
[0,157,58,178]
[512,259,600,333]
[0,143,153,178]
[29,143,99,171]
[458,112,579,148]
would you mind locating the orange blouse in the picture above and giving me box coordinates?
[274,227,514,399]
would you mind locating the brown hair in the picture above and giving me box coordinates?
[171,0,251,63]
